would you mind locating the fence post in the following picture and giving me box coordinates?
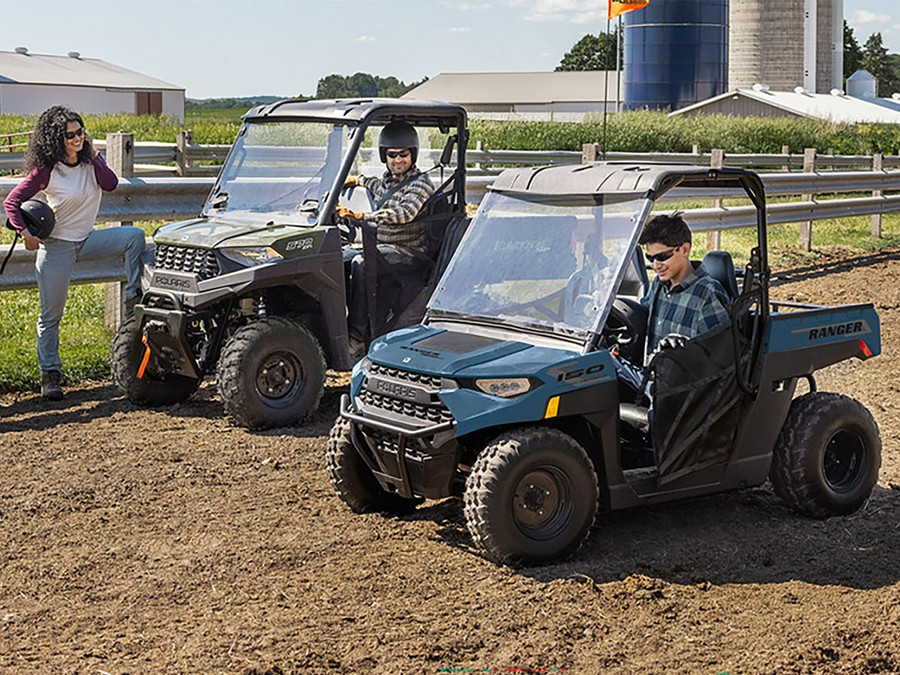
[799,148,816,251]
[782,144,791,172]
[706,149,725,251]
[582,143,601,164]
[871,153,883,238]
[175,130,193,177]
[104,132,134,330]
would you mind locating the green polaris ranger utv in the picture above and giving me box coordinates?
[328,163,882,567]
[110,99,469,428]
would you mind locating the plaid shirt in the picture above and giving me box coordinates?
[641,266,730,358]
[361,167,434,253]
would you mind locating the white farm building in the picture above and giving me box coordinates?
[402,71,623,122]
[0,47,184,121]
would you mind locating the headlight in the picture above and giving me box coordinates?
[353,356,371,377]
[474,377,534,398]
[219,246,284,266]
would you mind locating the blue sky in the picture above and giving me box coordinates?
[0,0,897,99]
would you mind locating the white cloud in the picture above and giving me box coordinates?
[441,2,493,9]
[851,10,891,25]
[448,27,473,32]
[505,0,604,24]
[356,35,376,42]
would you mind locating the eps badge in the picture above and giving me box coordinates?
[403,357,411,363]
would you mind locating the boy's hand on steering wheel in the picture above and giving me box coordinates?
[657,334,688,351]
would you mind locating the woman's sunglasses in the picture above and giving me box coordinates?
[645,246,679,263]
[65,127,86,140]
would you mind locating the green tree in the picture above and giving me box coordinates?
[843,21,863,81]
[886,53,900,97]
[314,73,425,99]
[556,29,621,71]
[316,74,350,99]
[861,33,900,96]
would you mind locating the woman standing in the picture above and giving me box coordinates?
[4,106,145,401]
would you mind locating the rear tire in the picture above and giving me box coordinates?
[463,427,599,567]
[325,417,423,514]
[770,392,881,517]
[110,317,200,405]
[217,316,325,429]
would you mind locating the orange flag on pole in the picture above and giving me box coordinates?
[608,0,649,19]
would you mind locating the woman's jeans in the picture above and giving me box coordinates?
[35,226,146,372]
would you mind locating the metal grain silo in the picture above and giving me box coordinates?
[729,0,843,93]
[623,0,729,111]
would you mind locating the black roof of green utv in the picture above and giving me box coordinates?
[243,98,467,128]
[488,162,766,202]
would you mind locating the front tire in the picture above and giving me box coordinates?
[770,392,881,517]
[463,427,599,567]
[325,417,423,514]
[217,316,325,429]
[110,317,200,405]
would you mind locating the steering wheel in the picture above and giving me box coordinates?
[602,298,647,365]
[336,217,357,246]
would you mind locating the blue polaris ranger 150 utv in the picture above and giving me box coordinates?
[326,163,882,566]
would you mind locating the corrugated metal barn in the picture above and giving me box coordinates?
[402,71,623,122]
[0,48,184,121]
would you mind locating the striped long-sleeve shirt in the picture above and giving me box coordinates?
[361,167,434,253]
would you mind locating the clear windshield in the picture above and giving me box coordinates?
[429,192,649,337]
[202,120,436,225]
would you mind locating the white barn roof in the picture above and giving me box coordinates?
[402,71,622,105]
[0,49,182,90]
[671,85,900,124]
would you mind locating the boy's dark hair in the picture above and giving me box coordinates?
[638,212,692,247]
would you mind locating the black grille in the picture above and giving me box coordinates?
[359,390,453,425]
[368,362,442,389]
[155,244,220,280]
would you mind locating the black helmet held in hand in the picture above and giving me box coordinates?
[9,199,55,239]
[378,121,419,164]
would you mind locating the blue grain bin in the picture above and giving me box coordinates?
[624,0,728,111]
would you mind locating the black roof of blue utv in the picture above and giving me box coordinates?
[488,162,766,203]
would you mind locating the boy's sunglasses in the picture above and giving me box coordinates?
[645,246,679,263]
[386,150,410,159]
[65,127,86,140]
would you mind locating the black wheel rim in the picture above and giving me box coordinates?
[823,429,867,492]
[255,350,304,401]
[512,467,573,540]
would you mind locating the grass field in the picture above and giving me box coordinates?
[1,211,898,394]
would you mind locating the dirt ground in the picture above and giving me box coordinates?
[1,248,898,675]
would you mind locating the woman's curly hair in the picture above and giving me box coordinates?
[24,105,93,171]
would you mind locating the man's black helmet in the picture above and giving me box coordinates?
[378,121,419,164]
[8,199,55,239]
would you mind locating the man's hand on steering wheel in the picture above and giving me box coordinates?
[334,205,365,245]
[335,204,365,221]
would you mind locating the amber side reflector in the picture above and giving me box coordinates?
[544,396,560,419]
[858,339,874,359]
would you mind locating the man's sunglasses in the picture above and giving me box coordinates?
[645,246,679,263]
[65,127,86,140]
[386,150,410,159]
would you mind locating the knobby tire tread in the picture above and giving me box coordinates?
[770,392,880,518]
[217,316,325,430]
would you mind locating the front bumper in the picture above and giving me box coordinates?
[134,290,203,379]
[339,394,460,500]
